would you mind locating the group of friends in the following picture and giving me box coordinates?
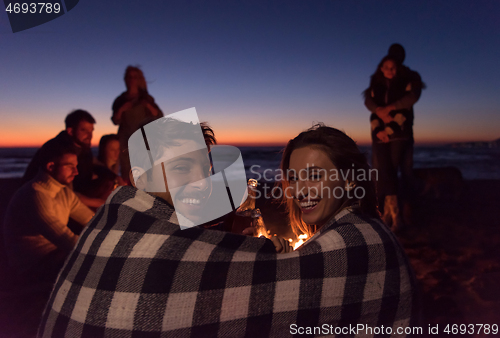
[2,43,423,337]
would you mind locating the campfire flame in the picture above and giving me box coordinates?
[257,229,271,238]
[288,234,309,250]
[256,228,309,251]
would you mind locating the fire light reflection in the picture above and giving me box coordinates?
[289,234,309,250]
[254,224,310,251]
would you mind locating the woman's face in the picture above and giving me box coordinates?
[105,139,120,163]
[288,146,346,228]
[381,60,397,79]
[125,70,143,90]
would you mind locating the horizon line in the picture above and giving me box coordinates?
[0,140,491,148]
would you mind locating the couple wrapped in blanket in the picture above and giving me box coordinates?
[39,114,419,337]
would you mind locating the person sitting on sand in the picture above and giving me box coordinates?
[97,134,121,176]
[92,134,126,194]
[38,120,419,337]
[277,124,419,324]
[23,110,109,208]
[4,142,94,284]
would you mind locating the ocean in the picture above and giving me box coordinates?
[1,146,499,180]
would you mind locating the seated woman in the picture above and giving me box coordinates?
[97,134,120,175]
[97,134,126,187]
[80,135,124,202]
[280,123,379,238]
[276,123,420,326]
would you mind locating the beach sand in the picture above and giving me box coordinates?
[1,178,499,336]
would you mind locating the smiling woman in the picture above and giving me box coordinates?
[279,123,379,237]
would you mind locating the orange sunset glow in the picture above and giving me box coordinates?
[1,119,497,148]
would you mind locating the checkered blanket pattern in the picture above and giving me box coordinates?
[38,186,418,337]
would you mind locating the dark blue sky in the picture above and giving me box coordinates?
[1,0,499,146]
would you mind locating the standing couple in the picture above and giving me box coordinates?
[364,44,425,231]
[39,113,419,337]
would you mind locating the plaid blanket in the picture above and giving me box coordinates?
[38,186,419,337]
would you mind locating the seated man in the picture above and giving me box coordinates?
[4,143,94,283]
[23,109,109,209]
[38,111,418,337]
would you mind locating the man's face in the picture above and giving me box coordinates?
[136,141,213,224]
[69,121,94,148]
[49,153,79,186]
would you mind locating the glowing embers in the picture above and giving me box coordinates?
[289,233,309,250]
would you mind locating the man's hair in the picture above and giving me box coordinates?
[148,119,216,163]
[39,141,79,170]
[137,117,216,156]
[388,43,406,65]
[129,117,217,184]
[200,122,217,147]
[65,110,96,129]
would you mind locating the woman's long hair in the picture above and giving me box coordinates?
[363,55,425,100]
[97,134,120,165]
[279,124,378,237]
[124,65,148,93]
[363,55,400,100]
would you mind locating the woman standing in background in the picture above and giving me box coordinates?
[112,66,163,183]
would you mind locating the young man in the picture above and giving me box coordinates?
[4,143,94,282]
[39,112,418,337]
[23,110,109,208]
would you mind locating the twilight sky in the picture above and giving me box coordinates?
[1,0,499,147]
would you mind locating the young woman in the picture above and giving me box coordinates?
[112,66,163,183]
[97,134,120,175]
[275,124,420,329]
[280,124,378,238]
[364,55,424,230]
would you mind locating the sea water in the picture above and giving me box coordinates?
[1,146,499,180]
